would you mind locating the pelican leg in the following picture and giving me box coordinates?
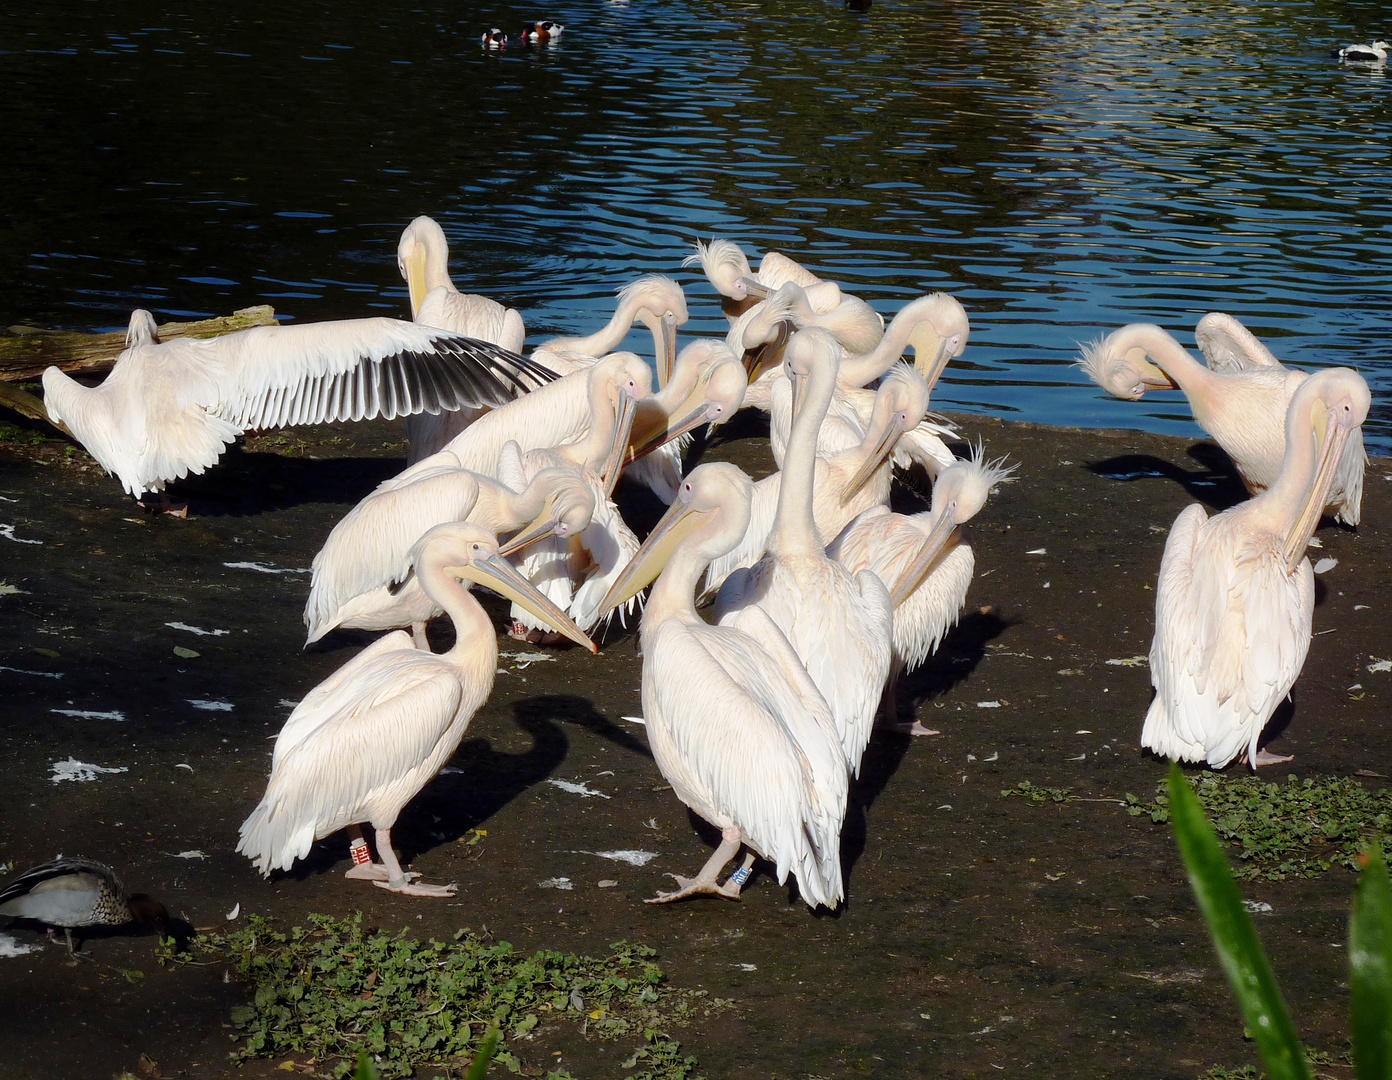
[343,824,419,883]
[507,620,563,646]
[874,666,940,737]
[369,828,457,897]
[1248,749,1295,768]
[646,827,745,904]
[138,491,189,519]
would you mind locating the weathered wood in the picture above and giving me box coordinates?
[0,305,277,382]
[0,380,69,435]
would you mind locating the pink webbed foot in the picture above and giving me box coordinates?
[644,872,743,905]
[372,877,457,897]
[1249,749,1295,768]
[345,862,420,883]
[507,620,563,646]
[886,719,941,737]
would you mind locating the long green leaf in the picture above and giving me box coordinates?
[1167,764,1313,1080]
[465,1029,502,1080]
[353,1050,379,1080]
[1350,848,1392,1080]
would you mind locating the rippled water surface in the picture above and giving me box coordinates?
[4,1,1391,446]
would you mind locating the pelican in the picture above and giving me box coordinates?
[704,361,930,594]
[1078,316,1365,525]
[303,466,595,647]
[714,328,892,774]
[396,215,527,462]
[624,340,748,503]
[829,449,1015,734]
[1142,367,1370,770]
[725,288,798,412]
[768,290,967,472]
[1332,40,1387,62]
[596,462,847,907]
[531,275,688,387]
[41,308,552,511]
[239,522,595,895]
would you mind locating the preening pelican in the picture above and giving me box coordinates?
[684,238,843,316]
[624,340,748,503]
[1142,368,1370,770]
[829,449,1015,734]
[396,215,528,462]
[714,328,892,775]
[768,290,967,471]
[532,276,688,387]
[303,466,595,646]
[725,288,798,412]
[596,462,847,907]
[41,308,553,510]
[704,361,930,594]
[239,523,596,895]
[1079,316,1365,525]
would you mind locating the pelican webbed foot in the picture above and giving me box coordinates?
[882,720,941,737]
[137,492,188,518]
[1247,749,1295,768]
[344,862,420,883]
[372,877,458,897]
[645,873,744,904]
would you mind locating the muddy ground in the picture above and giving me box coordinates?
[1,408,1390,1080]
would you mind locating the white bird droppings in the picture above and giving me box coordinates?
[0,933,40,958]
[598,880,618,888]
[50,757,128,783]
[165,621,230,637]
[0,524,41,545]
[1368,659,1392,673]
[1106,656,1148,667]
[0,583,26,596]
[50,708,126,721]
[579,850,659,866]
[539,877,574,890]
[546,779,612,799]
[189,700,235,712]
[0,665,61,679]
[172,850,208,860]
[222,561,310,575]
[976,701,1002,709]
[496,650,556,670]
[1243,900,1273,914]
[1026,548,1047,555]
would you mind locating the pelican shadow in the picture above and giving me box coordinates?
[1086,445,1248,513]
[167,443,405,518]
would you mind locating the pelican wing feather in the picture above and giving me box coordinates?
[1194,313,1282,373]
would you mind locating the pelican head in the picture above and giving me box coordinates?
[499,468,597,556]
[683,238,756,301]
[1078,326,1181,400]
[889,445,1016,607]
[599,461,754,615]
[901,293,970,386]
[1281,368,1370,568]
[841,364,931,505]
[628,344,747,464]
[590,352,651,495]
[617,275,688,386]
[397,216,451,318]
[784,325,841,418]
[412,522,596,652]
[126,309,159,349]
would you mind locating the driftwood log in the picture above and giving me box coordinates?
[0,306,277,430]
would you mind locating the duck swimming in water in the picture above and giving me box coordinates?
[521,20,563,42]
[481,29,508,49]
[1331,40,1387,62]
[0,857,168,959]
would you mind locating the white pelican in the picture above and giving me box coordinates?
[624,340,748,503]
[714,328,893,775]
[1078,316,1366,525]
[829,449,1015,734]
[239,522,595,895]
[596,462,848,907]
[396,215,527,462]
[531,275,688,386]
[303,466,595,647]
[1332,40,1387,62]
[725,288,798,412]
[41,308,552,511]
[1142,367,1370,770]
[704,361,930,594]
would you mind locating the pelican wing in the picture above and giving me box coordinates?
[304,469,482,641]
[756,250,823,290]
[569,491,642,631]
[648,619,845,908]
[418,290,526,353]
[1194,313,1282,373]
[239,651,464,874]
[212,318,555,431]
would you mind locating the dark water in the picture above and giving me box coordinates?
[4,1,1391,447]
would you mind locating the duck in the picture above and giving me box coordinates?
[521,20,564,42]
[0,857,168,958]
[1332,40,1388,62]
[481,29,508,49]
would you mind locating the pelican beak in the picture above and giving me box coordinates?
[598,497,706,615]
[1282,402,1351,569]
[455,553,596,652]
[915,338,950,391]
[789,365,805,421]
[743,320,791,381]
[499,502,563,557]
[403,242,429,319]
[598,391,640,498]
[888,511,958,608]
[658,315,678,389]
[626,399,711,465]
[840,415,907,506]
[1128,348,1179,392]
[737,275,770,299]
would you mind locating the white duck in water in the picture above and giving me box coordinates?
[1332,40,1387,62]
[714,327,893,776]
[829,448,1015,734]
[1078,315,1366,525]
[597,462,848,908]
[42,308,553,511]
[396,215,528,463]
[239,523,595,895]
[1142,367,1370,770]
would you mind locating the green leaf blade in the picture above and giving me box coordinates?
[1349,848,1392,1080]
[1167,764,1313,1080]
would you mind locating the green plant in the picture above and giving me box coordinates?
[175,913,727,1078]
[1134,772,1392,880]
[1168,762,1392,1080]
[1001,780,1077,803]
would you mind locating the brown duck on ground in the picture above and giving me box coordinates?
[0,856,168,959]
